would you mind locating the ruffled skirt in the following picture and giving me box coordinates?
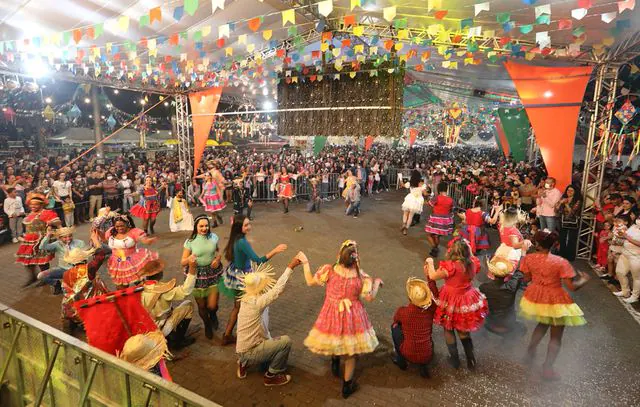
[459,224,491,252]
[15,233,54,266]
[185,264,223,298]
[434,286,487,332]
[278,183,294,199]
[304,299,378,356]
[402,194,425,213]
[519,285,586,326]
[108,248,159,286]
[130,200,160,220]
[425,213,454,235]
[201,192,226,212]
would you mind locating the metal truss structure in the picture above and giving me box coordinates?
[175,94,193,192]
[576,63,620,260]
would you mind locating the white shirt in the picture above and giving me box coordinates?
[52,180,72,197]
[4,196,24,217]
[623,225,640,256]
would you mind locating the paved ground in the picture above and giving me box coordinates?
[2,190,640,407]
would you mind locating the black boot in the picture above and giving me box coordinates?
[419,364,430,378]
[203,317,213,339]
[342,379,359,399]
[171,319,196,350]
[209,309,219,331]
[447,343,461,369]
[331,356,340,377]
[246,205,253,220]
[461,337,476,370]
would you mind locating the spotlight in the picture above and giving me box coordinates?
[84,98,90,104]
[544,91,553,98]
[262,88,268,96]
[114,89,119,94]
[140,99,146,105]
[44,97,52,104]
[106,104,112,109]
[164,102,169,106]
[25,59,49,78]
[263,101,274,110]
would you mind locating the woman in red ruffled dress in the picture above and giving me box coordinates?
[106,214,159,289]
[130,176,161,235]
[425,182,454,257]
[425,238,487,370]
[275,167,294,213]
[497,207,532,266]
[303,241,383,399]
[16,192,62,286]
[458,197,492,255]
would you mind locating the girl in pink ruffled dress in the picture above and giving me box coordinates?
[303,240,383,399]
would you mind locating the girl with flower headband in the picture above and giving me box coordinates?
[425,238,487,370]
[106,214,159,289]
[302,240,383,399]
[16,191,61,286]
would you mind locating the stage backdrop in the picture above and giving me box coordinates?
[504,61,593,190]
[497,108,530,162]
[277,62,404,137]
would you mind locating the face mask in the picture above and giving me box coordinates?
[636,219,640,226]
[76,177,81,181]
[122,175,127,180]
[544,183,551,189]
[107,176,113,180]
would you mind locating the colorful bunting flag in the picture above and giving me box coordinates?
[211,0,225,13]
[282,9,295,26]
[615,99,637,125]
[475,2,490,16]
[571,8,588,20]
[184,0,199,16]
[497,12,510,24]
[150,7,162,24]
[350,0,361,11]
[536,14,551,25]
[618,0,635,12]
[173,6,184,21]
[248,17,261,32]
[434,10,448,20]
[318,0,333,17]
[601,12,617,23]
[383,6,396,21]
[558,19,573,30]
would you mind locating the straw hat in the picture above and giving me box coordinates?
[56,226,76,238]
[405,278,433,309]
[487,255,515,278]
[239,263,276,298]
[63,247,96,265]
[137,259,166,279]
[118,331,171,371]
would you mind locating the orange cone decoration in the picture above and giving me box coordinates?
[189,87,223,175]
[504,61,593,190]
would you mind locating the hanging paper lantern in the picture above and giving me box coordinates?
[107,114,117,129]
[67,104,82,120]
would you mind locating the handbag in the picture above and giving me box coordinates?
[561,214,579,229]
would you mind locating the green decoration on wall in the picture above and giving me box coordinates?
[497,108,531,162]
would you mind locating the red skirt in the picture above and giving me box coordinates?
[130,200,160,220]
[15,233,54,266]
[278,183,294,199]
[434,286,487,332]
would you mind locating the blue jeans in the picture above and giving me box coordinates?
[539,216,558,232]
[238,335,292,374]
[391,323,407,366]
[346,201,360,216]
[43,267,66,287]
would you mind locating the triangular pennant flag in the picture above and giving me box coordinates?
[578,0,592,9]
[618,0,635,13]
[383,6,396,21]
[571,8,588,20]
[434,10,448,20]
[211,0,225,13]
[353,25,364,36]
[202,26,211,37]
[184,0,199,16]
[536,14,551,25]
[73,29,82,44]
[173,6,184,21]
[475,2,490,16]
[139,15,150,28]
[601,12,617,23]
[535,4,551,18]
[118,16,130,32]
[318,0,333,17]
[150,7,162,24]
[351,0,361,11]
[497,12,510,24]
[519,24,533,34]
[94,24,104,39]
[344,14,356,27]
[558,19,573,30]
[218,24,230,38]
[263,30,273,40]
[282,9,295,26]
[428,0,442,11]
[248,17,261,32]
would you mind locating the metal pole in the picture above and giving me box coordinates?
[91,85,103,158]
[33,340,62,406]
[79,358,100,406]
[0,322,23,385]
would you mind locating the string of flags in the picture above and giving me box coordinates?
[0,0,634,91]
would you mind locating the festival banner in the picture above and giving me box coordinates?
[493,117,510,157]
[497,108,530,162]
[504,61,593,190]
[313,135,328,156]
[189,87,223,174]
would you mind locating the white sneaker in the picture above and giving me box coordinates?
[623,295,639,304]
[37,271,49,280]
[613,291,629,297]
[12,238,18,243]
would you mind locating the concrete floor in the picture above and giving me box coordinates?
[1,190,639,407]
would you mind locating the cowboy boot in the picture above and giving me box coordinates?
[461,337,476,370]
[447,342,461,369]
[209,308,219,331]
[171,319,196,350]
[341,379,359,399]
[331,356,340,378]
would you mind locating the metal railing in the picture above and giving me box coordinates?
[0,303,219,407]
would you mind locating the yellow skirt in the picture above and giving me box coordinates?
[519,297,586,327]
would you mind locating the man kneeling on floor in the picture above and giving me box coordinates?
[236,253,306,386]
[391,277,438,377]
[139,258,197,351]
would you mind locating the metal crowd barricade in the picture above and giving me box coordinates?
[0,303,218,407]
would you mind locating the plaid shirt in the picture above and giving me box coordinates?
[393,280,439,364]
